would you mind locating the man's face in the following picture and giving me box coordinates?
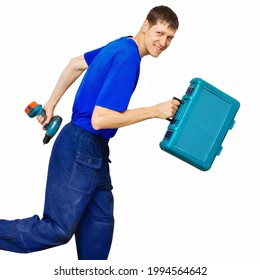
[143,21,176,57]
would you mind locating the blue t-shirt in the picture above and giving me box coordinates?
[72,36,141,139]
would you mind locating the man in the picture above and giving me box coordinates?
[0,5,180,259]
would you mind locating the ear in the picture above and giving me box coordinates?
[141,19,149,34]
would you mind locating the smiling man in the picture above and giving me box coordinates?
[0,6,180,260]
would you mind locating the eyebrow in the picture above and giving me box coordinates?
[157,30,175,39]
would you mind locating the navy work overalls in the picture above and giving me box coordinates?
[0,122,114,259]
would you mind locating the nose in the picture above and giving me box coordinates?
[159,36,167,48]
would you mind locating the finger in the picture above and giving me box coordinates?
[36,115,44,124]
[172,99,181,106]
[42,115,52,127]
[171,104,179,112]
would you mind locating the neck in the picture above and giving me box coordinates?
[132,31,148,58]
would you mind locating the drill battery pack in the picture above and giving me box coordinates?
[159,78,240,171]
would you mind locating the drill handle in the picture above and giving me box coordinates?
[37,107,48,129]
[41,108,47,121]
[41,107,59,130]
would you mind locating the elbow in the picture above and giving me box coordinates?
[91,114,104,130]
[91,106,117,130]
[91,117,102,130]
[69,55,88,72]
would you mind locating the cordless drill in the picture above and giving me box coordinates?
[25,101,62,144]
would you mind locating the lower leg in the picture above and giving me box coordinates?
[75,189,114,260]
[0,215,71,253]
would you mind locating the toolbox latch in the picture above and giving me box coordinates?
[217,146,223,156]
[185,86,194,95]
[164,130,173,139]
[229,120,235,129]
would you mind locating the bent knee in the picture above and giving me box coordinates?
[49,224,74,246]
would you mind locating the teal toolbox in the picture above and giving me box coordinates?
[159,78,240,171]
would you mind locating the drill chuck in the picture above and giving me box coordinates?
[25,101,62,144]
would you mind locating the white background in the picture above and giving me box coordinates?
[0,0,259,278]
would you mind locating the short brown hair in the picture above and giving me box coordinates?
[146,5,179,30]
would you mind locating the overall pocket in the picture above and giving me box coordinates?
[68,152,102,194]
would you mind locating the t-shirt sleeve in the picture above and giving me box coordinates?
[84,46,104,66]
[95,55,139,112]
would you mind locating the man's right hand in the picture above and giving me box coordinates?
[36,102,55,130]
[153,99,181,120]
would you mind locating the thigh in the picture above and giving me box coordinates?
[43,123,104,236]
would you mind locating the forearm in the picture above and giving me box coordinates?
[47,69,80,108]
[92,106,154,129]
[92,99,180,130]
[38,55,87,125]
[92,105,159,130]
[45,55,87,109]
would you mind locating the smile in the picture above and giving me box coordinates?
[154,45,163,53]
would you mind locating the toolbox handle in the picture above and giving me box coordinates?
[166,97,184,124]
